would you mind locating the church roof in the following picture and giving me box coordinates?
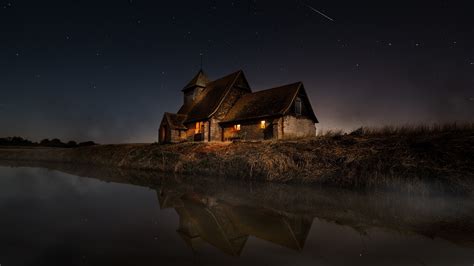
[222,82,318,123]
[163,112,187,130]
[180,70,246,123]
[182,69,210,92]
[173,70,317,126]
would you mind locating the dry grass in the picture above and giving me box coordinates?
[0,123,473,192]
[348,123,474,137]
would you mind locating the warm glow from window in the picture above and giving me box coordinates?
[260,120,266,129]
[195,122,203,134]
[234,124,241,131]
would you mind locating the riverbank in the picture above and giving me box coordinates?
[0,125,473,191]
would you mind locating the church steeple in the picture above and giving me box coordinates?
[182,69,209,92]
[182,69,210,104]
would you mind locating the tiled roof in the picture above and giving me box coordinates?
[164,112,188,130]
[180,70,244,123]
[182,69,209,92]
[222,82,303,123]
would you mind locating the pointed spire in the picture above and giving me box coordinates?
[182,69,210,92]
[200,52,203,70]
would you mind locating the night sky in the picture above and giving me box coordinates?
[1,0,473,143]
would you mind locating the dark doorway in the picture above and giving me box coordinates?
[264,123,274,140]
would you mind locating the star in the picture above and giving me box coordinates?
[15,52,19,56]
[388,42,392,46]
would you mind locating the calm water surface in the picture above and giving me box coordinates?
[0,164,473,266]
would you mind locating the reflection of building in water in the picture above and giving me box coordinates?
[157,189,313,256]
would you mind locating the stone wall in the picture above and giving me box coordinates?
[222,118,278,141]
[184,123,201,141]
[279,115,315,139]
[184,120,217,142]
[159,125,187,143]
[240,122,264,140]
[203,121,210,141]
[209,118,222,141]
[170,129,187,143]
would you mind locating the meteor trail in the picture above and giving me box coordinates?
[303,3,335,21]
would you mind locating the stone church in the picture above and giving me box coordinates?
[159,69,318,143]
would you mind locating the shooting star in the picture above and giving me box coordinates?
[303,3,334,22]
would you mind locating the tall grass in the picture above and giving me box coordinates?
[0,123,472,193]
[348,123,474,136]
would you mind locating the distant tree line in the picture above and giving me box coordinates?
[0,137,97,148]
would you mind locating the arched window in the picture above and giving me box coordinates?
[295,97,302,115]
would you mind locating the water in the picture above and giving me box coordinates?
[0,162,473,266]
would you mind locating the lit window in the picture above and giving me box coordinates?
[295,97,302,115]
[260,120,266,129]
[195,122,203,134]
[234,124,241,131]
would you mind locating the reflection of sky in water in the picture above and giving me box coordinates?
[0,166,473,266]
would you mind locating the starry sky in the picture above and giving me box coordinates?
[1,0,473,143]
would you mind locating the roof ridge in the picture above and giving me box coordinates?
[206,70,244,119]
[279,82,302,115]
[182,69,210,91]
[250,81,302,95]
[206,70,242,85]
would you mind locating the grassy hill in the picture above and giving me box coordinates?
[0,124,473,192]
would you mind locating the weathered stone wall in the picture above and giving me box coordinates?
[222,126,235,140]
[203,121,210,141]
[170,129,187,143]
[209,118,222,141]
[159,125,186,144]
[222,118,278,141]
[184,123,200,141]
[279,115,315,139]
[274,118,283,139]
[184,126,195,141]
[240,122,265,140]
